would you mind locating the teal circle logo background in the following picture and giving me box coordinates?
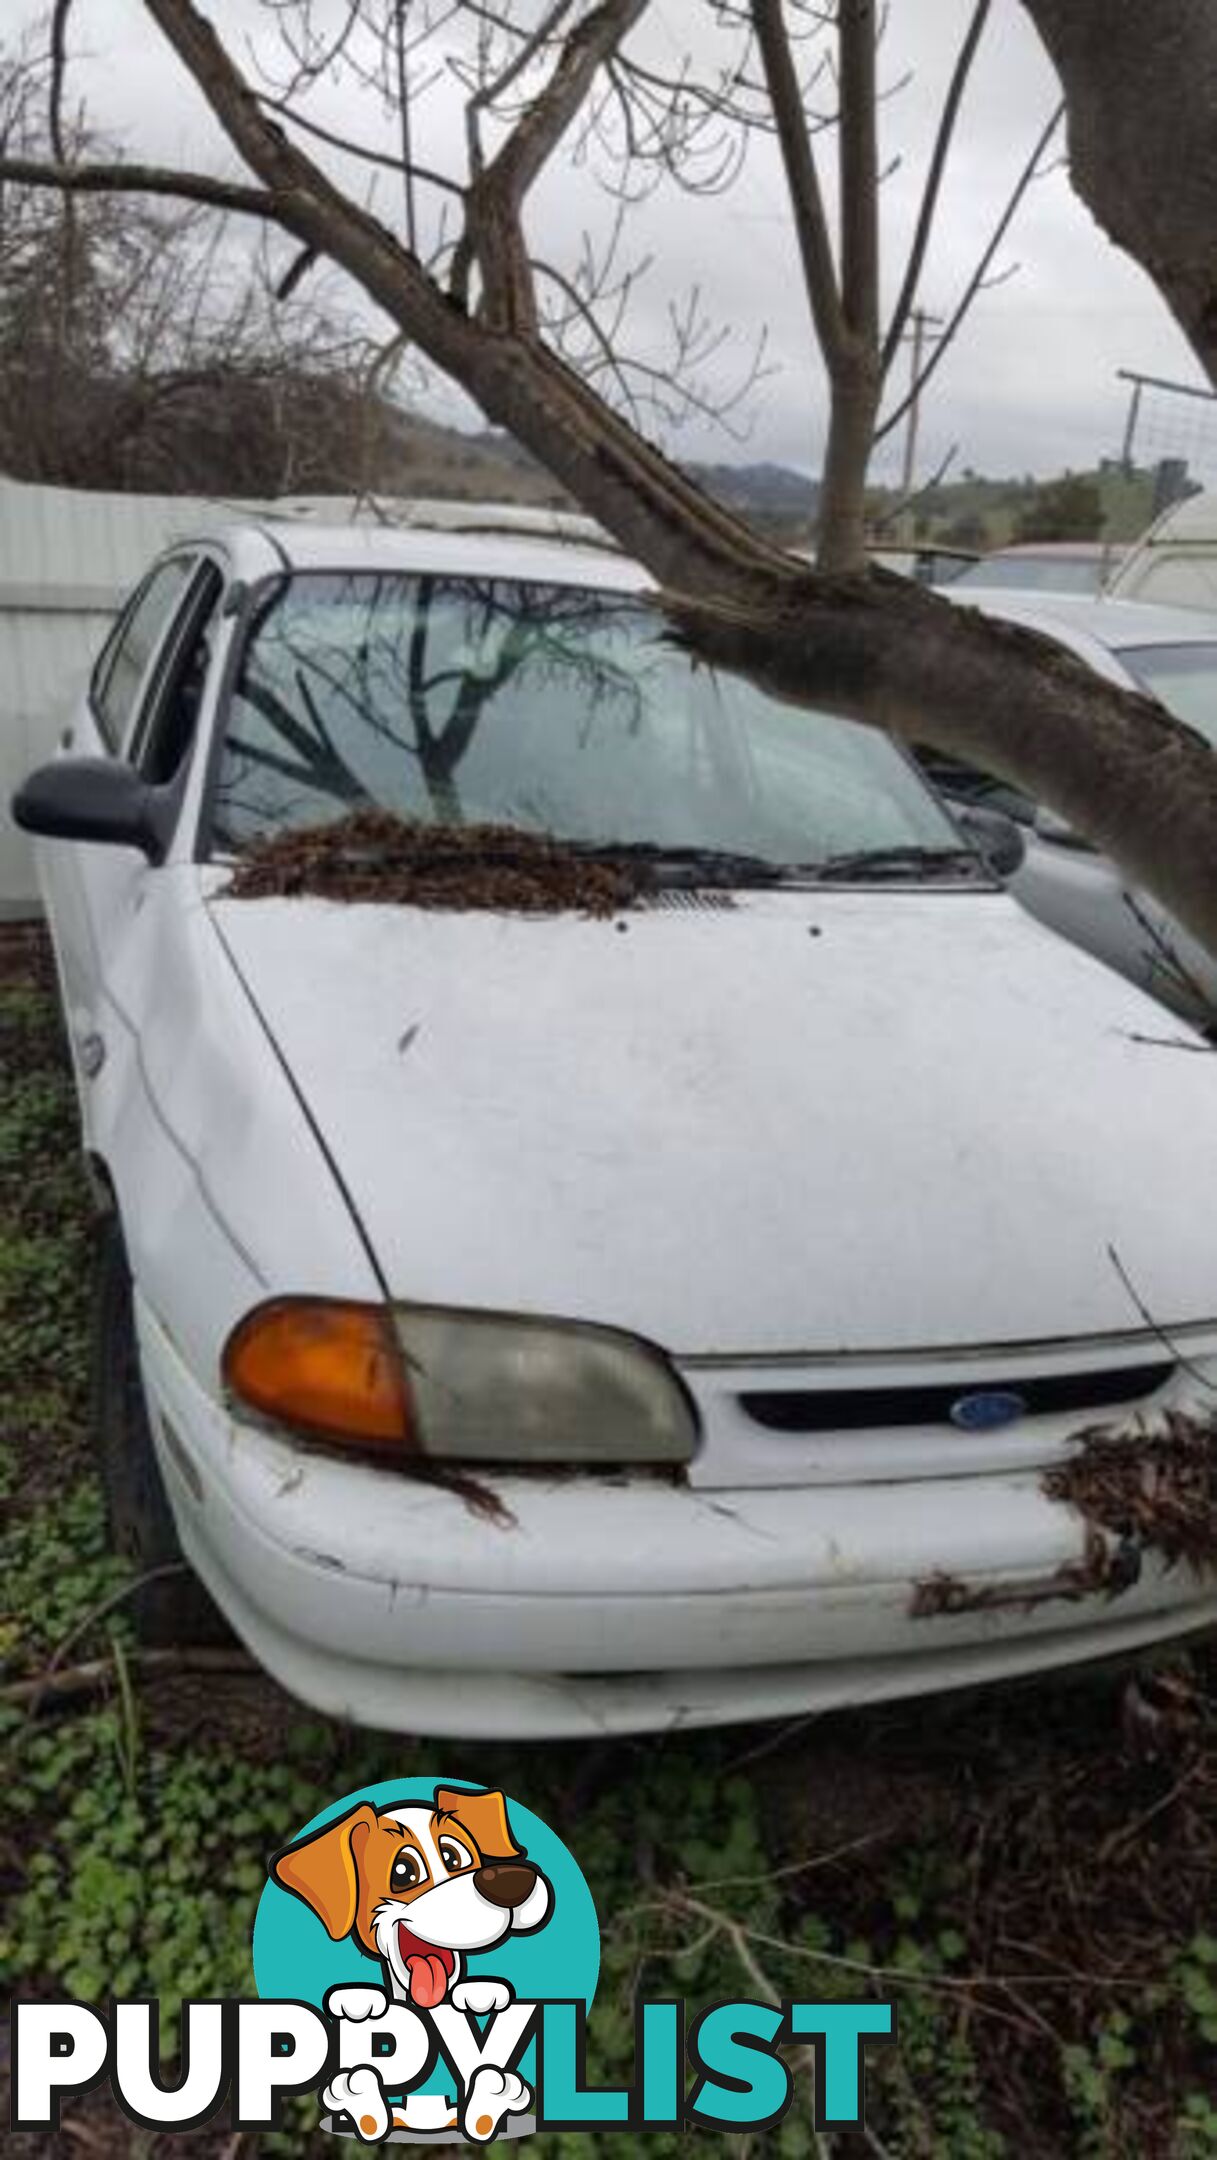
[252,1777,599,2099]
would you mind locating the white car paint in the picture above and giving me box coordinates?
[22,513,1217,1738]
[945,591,1217,1023]
[211,883,1217,1361]
[1108,488,1217,614]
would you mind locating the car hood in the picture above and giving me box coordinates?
[209,887,1217,1356]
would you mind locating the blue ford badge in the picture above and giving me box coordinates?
[949,1390,1028,1432]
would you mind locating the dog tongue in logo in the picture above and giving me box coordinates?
[399,1925,455,2008]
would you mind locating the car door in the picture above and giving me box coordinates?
[1013,820,1217,1023]
[39,552,219,1108]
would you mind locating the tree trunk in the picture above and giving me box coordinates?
[816,359,881,573]
[1021,0,1217,384]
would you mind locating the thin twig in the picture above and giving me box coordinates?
[679,1827,891,1896]
[870,441,958,532]
[660,1893,1142,2022]
[1097,1762,1203,1864]
[41,1561,187,1682]
[1107,1243,1217,1398]
[882,0,990,370]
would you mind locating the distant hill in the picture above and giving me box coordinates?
[684,459,816,527]
[455,426,817,534]
[386,416,1169,554]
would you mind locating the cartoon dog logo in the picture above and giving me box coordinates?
[271,1785,552,2142]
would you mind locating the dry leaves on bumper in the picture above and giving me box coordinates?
[223,810,650,916]
[1044,1410,1217,1572]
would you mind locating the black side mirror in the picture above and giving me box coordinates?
[11,758,172,864]
[957,805,1026,880]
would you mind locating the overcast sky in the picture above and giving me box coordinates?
[14,0,1209,481]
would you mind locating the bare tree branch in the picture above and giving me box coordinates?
[462,0,577,150]
[838,0,879,348]
[870,439,959,533]
[10,0,1217,964]
[752,0,846,362]
[0,152,276,219]
[135,0,792,598]
[391,1,416,251]
[258,92,464,197]
[47,0,73,164]
[875,99,1064,444]
[454,0,649,329]
[882,0,990,371]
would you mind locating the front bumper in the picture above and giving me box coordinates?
[137,1296,1217,1739]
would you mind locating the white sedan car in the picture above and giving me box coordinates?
[14,511,1217,1737]
[930,594,1217,1026]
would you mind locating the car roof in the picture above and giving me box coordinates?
[948,590,1217,692]
[949,588,1217,669]
[981,541,1122,560]
[196,498,653,595]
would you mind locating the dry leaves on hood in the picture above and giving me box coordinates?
[223,809,650,916]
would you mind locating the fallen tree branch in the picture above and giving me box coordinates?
[4,1646,256,1711]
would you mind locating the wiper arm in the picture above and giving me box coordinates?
[567,840,790,887]
[806,845,988,884]
[566,838,982,888]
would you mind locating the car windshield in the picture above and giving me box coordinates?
[209,572,963,875]
[1120,642,1217,746]
[957,555,1107,595]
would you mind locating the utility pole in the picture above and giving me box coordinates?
[900,308,944,499]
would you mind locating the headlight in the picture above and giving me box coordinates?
[222,1299,696,1467]
[395,1304,695,1464]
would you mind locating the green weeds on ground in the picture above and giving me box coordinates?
[2,927,1216,2157]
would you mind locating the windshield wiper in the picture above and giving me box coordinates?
[567,839,985,888]
[568,841,792,887]
[805,845,988,884]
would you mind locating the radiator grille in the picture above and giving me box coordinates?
[740,1359,1174,1433]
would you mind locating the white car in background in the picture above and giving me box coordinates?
[954,542,1126,598]
[1108,489,1217,613]
[14,508,1217,1738]
[927,594,1217,1026]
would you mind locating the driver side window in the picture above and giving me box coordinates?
[91,556,195,754]
[131,568,225,787]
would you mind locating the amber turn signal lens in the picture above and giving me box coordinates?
[222,1299,413,1452]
